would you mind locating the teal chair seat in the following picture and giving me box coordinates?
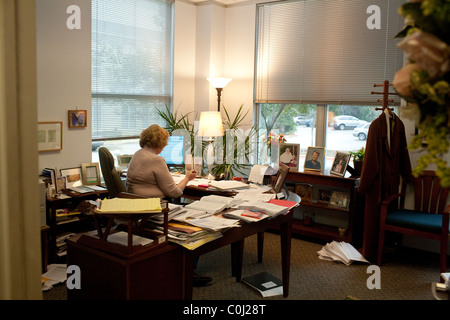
[387,210,449,234]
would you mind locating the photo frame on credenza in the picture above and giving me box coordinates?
[304,147,325,172]
[330,151,351,177]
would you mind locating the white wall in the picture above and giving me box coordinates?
[36,0,92,173]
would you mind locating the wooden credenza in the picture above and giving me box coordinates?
[285,171,364,244]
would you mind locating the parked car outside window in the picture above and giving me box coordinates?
[331,115,364,130]
[352,122,370,140]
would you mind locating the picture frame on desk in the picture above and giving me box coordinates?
[60,167,83,188]
[68,110,87,128]
[38,122,62,152]
[330,151,350,177]
[81,162,101,185]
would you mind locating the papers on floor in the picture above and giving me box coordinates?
[185,195,243,214]
[42,264,67,291]
[248,165,277,184]
[95,197,162,213]
[317,241,369,266]
[242,272,283,297]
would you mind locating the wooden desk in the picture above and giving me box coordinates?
[66,210,293,300]
[182,210,293,299]
[46,189,108,261]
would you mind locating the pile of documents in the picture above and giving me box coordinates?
[317,241,369,266]
[185,195,243,214]
[95,198,162,213]
[237,201,289,217]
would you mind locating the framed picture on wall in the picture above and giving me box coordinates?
[279,143,300,171]
[304,147,325,172]
[330,151,351,177]
[81,162,101,185]
[68,110,87,128]
[38,122,63,152]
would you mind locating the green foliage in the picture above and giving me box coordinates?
[157,105,256,179]
[394,0,450,187]
[349,147,365,162]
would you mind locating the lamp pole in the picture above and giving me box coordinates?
[215,88,223,111]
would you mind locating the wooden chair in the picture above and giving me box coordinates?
[377,170,450,278]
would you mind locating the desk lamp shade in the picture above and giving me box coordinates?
[199,111,224,137]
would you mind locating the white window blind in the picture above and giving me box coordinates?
[92,0,173,139]
[255,0,405,105]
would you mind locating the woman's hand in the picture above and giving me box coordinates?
[185,169,197,181]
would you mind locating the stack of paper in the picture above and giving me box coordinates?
[96,198,162,213]
[317,241,369,266]
[222,209,270,223]
[208,180,250,191]
[185,195,243,214]
[237,201,289,217]
[154,222,223,250]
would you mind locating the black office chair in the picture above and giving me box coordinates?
[98,147,127,198]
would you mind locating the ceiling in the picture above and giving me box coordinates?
[189,0,252,6]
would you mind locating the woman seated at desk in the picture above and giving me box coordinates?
[126,124,197,199]
[126,125,212,286]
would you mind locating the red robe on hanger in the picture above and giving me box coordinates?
[358,110,412,260]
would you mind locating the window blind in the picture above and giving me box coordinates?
[255,0,406,105]
[92,0,173,139]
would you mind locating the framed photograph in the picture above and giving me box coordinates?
[38,122,62,152]
[60,167,83,188]
[68,110,87,128]
[318,189,332,204]
[329,191,350,210]
[81,162,101,185]
[295,183,313,202]
[330,151,351,177]
[304,147,325,172]
[273,163,290,193]
[279,143,300,171]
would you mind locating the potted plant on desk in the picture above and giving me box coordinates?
[157,105,257,179]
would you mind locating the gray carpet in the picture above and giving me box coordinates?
[43,232,446,300]
[192,233,442,300]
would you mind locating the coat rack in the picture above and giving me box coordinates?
[371,80,398,112]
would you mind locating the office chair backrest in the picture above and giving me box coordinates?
[98,147,126,198]
[413,170,448,214]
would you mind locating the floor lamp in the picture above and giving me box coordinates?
[198,111,224,179]
[207,77,232,111]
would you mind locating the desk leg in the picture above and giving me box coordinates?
[183,253,195,300]
[231,240,244,281]
[280,218,292,298]
[257,232,264,263]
